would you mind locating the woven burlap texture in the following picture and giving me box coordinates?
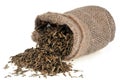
[32,6,115,60]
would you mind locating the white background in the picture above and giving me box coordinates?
[0,0,120,80]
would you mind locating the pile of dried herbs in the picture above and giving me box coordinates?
[8,21,74,77]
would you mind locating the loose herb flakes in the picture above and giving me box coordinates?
[8,21,74,77]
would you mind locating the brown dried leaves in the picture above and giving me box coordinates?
[10,21,73,77]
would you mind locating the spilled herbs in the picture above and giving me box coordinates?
[5,20,75,77]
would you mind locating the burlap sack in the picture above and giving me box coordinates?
[32,6,115,60]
